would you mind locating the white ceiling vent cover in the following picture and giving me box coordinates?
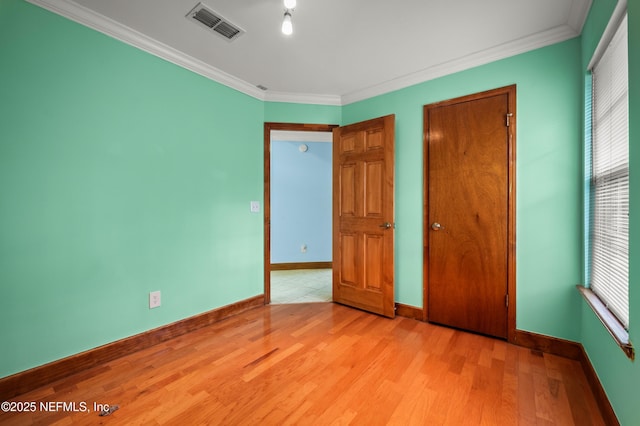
[186,3,245,42]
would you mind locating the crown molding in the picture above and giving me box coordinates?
[341,24,580,105]
[341,1,592,105]
[26,0,267,101]
[27,0,592,107]
[264,91,342,106]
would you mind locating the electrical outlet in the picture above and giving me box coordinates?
[250,201,260,213]
[149,291,161,309]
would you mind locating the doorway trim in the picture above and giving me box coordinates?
[263,122,338,304]
[422,85,517,342]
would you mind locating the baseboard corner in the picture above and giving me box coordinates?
[395,303,425,321]
[513,329,619,425]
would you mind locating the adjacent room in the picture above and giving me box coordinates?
[269,130,333,304]
[1,0,638,424]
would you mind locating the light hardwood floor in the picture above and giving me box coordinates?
[0,303,605,425]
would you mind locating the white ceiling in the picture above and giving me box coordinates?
[29,0,592,105]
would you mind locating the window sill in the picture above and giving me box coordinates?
[577,285,635,361]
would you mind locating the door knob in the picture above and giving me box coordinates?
[379,222,392,229]
[431,222,444,231]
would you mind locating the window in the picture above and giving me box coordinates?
[582,6,631,358]
[590,12,629,330]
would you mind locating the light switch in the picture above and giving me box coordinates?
[250,201,260,213]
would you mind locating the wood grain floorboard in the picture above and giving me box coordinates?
[0,303,607,425]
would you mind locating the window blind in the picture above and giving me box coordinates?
[590,14,629,329]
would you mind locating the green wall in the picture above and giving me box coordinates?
[343,38,584,341]
[579,1,640,424]
[264,102,341,125]
[0,0,265,377]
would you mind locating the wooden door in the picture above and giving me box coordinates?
[424,87,515,339]
[333,115,395,318]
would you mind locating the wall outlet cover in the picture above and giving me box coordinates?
[149,291,161,309]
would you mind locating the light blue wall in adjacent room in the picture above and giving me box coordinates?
[271,141,332,264]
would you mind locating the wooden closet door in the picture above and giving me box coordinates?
[425,88,514,338]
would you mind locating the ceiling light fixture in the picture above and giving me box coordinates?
[282,11,293,35]
[281,0,296,35]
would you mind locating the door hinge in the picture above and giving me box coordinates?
[505,294,509,307]
[506,113,514,127]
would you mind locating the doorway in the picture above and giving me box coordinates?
[423,86,516,340]
[264,123,337,304]
[264,116,396,316]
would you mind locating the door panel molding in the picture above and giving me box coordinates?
[423,85,516,341]
[333,115,396,318]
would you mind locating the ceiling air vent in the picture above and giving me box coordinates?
[186,3,245,42]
